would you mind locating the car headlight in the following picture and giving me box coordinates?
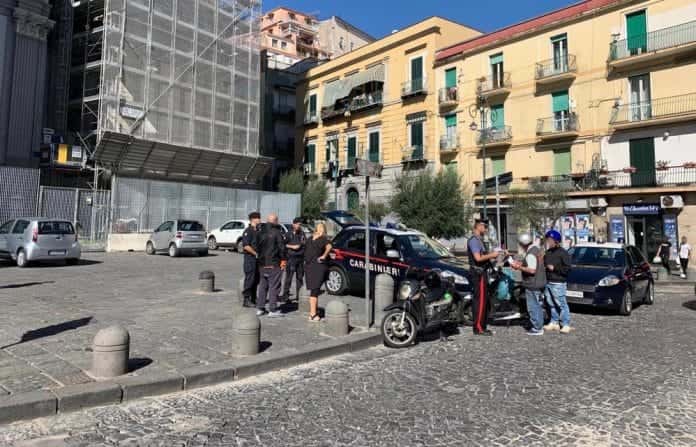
[441,270,469,286]
[399,282,414,300]
[598,275,621,287]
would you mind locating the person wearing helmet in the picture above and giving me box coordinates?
[511,233,546,335]
[543,230,572,333]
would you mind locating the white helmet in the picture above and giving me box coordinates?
[518,233,533,246]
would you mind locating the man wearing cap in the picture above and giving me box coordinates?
[281,217,306,303]
[241,212,261,308]
[544,230,573,334]
[467,219,503,336]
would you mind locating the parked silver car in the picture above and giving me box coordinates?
[145,220,208,257]
[0,218,81,267]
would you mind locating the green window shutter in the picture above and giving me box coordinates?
[369,132,380,162]
[491,156,505,176]
[445,114,457,128]
[347,136,357,168]
[309,94,317,115]
[629,138,656,186]
[490,104,504,128]
[552,91,569,113]
[411,57,423,91]
[445,68,457,88]
[553,149,571,175]
[411,122,424,159]
[306,144,316,171]
[490,53,503,65]
[626,10,647,53]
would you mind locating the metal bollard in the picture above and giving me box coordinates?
[298,285,311,314]
[199,271,215,293]
[231,311,260,356]
[374,274,395,323]
[92,326,130,378]
[324,300,349,337]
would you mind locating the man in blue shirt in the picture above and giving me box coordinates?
[467,220,502,336]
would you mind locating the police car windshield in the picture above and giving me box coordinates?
[401,234,452,260]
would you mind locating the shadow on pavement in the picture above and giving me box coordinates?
[0,281,55,289]
[0,316,94,350]
[260,341,272,353]
[682,300,696,311]
[30,259,103,268]
[128,357,153,372]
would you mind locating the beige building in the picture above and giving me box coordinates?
[318,16,376,59]
[296,17,481,209]
[434,0,696,259]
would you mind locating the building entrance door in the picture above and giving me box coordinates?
[627,217,646,256]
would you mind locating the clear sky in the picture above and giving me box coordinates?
[262,0,582,39]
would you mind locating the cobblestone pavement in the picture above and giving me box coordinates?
[0,252,367,396]
[1,284,695,446]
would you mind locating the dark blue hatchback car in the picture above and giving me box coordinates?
[565,243,654,315]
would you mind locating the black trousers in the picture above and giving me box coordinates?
[242,258,259,303]
[681,257,689,274]
[282,257,304,298]
[470,270,489,333]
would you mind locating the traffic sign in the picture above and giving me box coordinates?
[484,171,513,189]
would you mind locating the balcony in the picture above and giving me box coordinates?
[536,113,580,141]
[440,134,459,153]
[303,113,319,125]
[610,93,696,130]
[477,126,512,147]
[438,86,459,108]
[476,73,511,99]
[349,91,383,113]
[401,78,428,99]
[320,103,348,121]
[608,20,696,71]
[401,145,426,164]
[535,54,577,85]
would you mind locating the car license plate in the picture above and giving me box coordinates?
[566,290,584,298]
[49,250,66,256]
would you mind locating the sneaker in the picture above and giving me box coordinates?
[560,325,573,334]
[681,274,687,279]
[526,329,544,336]
[544,322,560,332]
[267,310,284,318]
[255,309,266,317]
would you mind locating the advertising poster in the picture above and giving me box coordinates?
[575,214,590,243]
[610,215,625,243]
[561,215,575,249]
[663,215,678,261]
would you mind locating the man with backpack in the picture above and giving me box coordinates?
[511,233,546,336]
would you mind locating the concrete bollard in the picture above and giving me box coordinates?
[374,274,395,323]
[324,300,349,337]
[92,326,130,378]
[231,311,260,356]
[298,286,311,314]
[199,271,215,293]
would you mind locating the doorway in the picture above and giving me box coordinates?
[627,215,664,260]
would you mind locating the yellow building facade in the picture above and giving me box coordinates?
[296,17,480,208]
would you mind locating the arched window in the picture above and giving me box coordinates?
[347,188,359,211]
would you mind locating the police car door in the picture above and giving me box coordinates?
[341,230,369,289]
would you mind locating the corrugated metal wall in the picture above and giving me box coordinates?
[0,166,40,223]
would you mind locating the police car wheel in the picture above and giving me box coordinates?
[326,267,347,295]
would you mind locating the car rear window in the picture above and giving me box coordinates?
[38,221,75,235]
[178,221,204,231]
[569,247,624,266]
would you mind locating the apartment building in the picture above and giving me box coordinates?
[296,17,481,210]
[435,0,696,259]
[318,16,375,59]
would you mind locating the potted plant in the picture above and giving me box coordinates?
[622,166,637,174]
[656,160,670,171]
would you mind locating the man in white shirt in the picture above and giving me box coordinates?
[679,236,692,279]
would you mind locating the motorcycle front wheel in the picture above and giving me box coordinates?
[381,310,418,349]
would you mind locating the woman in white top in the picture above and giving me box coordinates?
[679,236,692,279]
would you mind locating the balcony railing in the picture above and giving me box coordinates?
[303,113,319,125]
[535,54,577,80]
[401,78,428,98]
[477,73,511,95]
[401,145,425,163]
[440,134,459,152]
[477,126,512,145]
[536,113,580,136]
[320,103,348,121]
[609,19,696,61]
[349,91,383,112]
[438,86,459,105]
[610,93,696,125]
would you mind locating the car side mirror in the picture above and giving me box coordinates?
[386,249,400,259]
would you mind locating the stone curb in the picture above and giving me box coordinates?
[0,330,383,424]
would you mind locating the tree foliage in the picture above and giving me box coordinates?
[302,178,328,220]
[356,201,391,223]
[278,169,305,194]
[509,183,568,236]
[390,169,470,239]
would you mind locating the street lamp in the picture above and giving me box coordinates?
[468,95,496,222]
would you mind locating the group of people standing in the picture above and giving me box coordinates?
[240,212,332,321]
[467,220,573,337]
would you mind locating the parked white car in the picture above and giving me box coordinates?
[207,220,248,251]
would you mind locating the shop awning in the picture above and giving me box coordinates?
[95,131,271,186]
[322,79,346,108]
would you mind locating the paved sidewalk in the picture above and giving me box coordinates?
[0,252,375,420]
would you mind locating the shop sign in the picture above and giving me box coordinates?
[623,203,660,215]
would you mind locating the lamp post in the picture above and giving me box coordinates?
[468,94,496,222]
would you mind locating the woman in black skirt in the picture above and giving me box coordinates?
[304,223,332,321]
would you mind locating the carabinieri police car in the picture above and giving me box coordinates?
[325,226,472,296]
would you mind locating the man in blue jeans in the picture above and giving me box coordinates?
[543,230,573,334]
[511,233,546,335]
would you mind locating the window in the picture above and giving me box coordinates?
[629,138,656,187]
[368,129,380,163]
[553,148,571,176]
[37,221,74,234]
[308,93,317,119]
[0,221,14,234]
[326,138,338,163]
[375,233,400,258]
[281,41,287,50]
[490,53,504,88]
[345,231,366,252]
[551,34,568,73]
[410,56,424,91]
[445,68,457,89]
[490,103,504,129]
[491,156,505,176]
[155,221,172,232]
[626,10,647,55]
[409,121,424,160]
[445,114,457,147]
[629,74,651,121]
[12,220,30,235]
[339,37,344,49]
[347,188,359,211]
[222,221,244,230]
[347,135,357,169]
[177,221,204,231]
[272,39,278,48]
[305,143,316,172]
[350,42,354,51]
[289,13,296,19]
[552,90,570,131]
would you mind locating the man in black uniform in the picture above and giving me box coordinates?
[241,212,261,308]
[467,220,503,336]
[281,217,306,303]
[255,213,287,317]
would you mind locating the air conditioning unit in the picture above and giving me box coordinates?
[589,197,608,208]
[661,195,684,209]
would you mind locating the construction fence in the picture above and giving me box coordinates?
[0,166,40,224]
[111,176,301,233]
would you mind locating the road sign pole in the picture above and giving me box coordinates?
[365,175,371,328]
[495,175,501,248]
